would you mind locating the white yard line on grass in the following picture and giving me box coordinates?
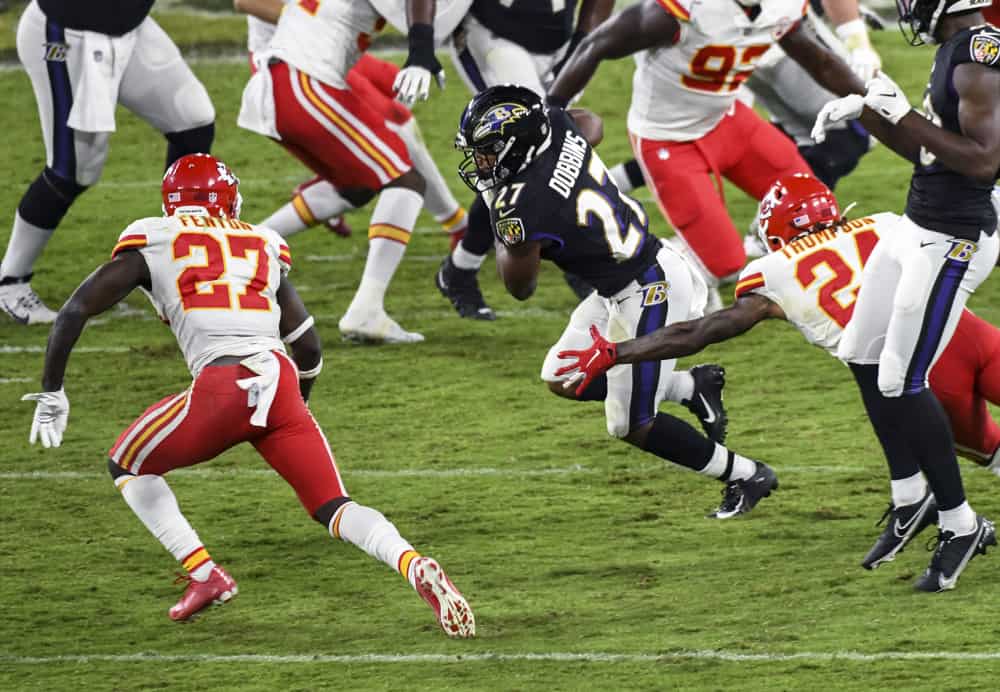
[3,650,1000,665]
[0,345,129,354]
[0,464,871,481]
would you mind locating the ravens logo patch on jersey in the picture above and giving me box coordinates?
[496,216,526,246]
[972,33,1000,65]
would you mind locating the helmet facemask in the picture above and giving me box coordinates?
[897,0,990,45]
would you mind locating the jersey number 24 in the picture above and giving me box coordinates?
[795,228,878,328]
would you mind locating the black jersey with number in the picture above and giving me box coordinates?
[488,109,662,297]
[470,0,578,55]
[37,0,154,36]
[905,25,1000,240]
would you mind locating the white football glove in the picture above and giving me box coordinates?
[22,388,69,448]
[864,71,912,125]
[393,66,445,106]
[811,94,864,143]
[836,18,882,83]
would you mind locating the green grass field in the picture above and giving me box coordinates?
[3,23,1000,691]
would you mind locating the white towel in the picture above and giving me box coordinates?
[237,51,281,140]
[236,351,281,427]
[67,30,135,133]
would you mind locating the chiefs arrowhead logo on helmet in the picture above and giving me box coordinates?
[756,174,841,252]
[162,153,242,218]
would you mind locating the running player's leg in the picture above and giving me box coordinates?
[117,16,215,169]
[254,355,474,637]
[1,3,101,323]
[259,174,356,238]
[270,61,424,343]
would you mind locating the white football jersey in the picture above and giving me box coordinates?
[246,0,294,55]
[627,0,807,141]
[112,214,292,376]
[268,0,383,87]
[733,212,898,354]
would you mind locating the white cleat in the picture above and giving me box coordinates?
[0,278,58,324]
[413,557,475,638]
[338,310,424,344]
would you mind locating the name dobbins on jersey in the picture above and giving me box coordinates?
[548,131,588,199]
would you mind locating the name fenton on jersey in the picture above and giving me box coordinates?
[548,131,588,199]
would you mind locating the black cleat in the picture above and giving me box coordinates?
[436,256,496,320]
[710,461,778,519]
[683,364,728,443]
[563,272,594,301]
[860,492,938,570]
[914,515,996,592]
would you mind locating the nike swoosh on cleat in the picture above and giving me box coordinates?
[698,394,716,424]
[892,500,929,539]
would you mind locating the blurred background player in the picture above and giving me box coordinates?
[0,0,216,325]
[547,0,868,312]
[557,175,1000,586]
[812,0,1000,591]
[234,0,470,250]
[238,0,431,343]
[459,85,779,520]
[22,154,475,635]
[433,0,616,318]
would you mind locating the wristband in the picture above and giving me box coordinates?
[406,22,436,67]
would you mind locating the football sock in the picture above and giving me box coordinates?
[1,213,55,279]
[116,474,215,582]
[699,444,757,482]
[344,187,422,317]
[890,472,927,508]
[849,364,921,481]
[458,196,494,257]
[328,501,420,588]
[394,119,459,222]
[608,159,645,194]
[452,243,486,271]
[261,178,354,238]
[939,501,978,537]
[438,207,468,244]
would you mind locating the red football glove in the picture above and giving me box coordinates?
[555,324,618,396]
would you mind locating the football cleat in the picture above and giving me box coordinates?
[682,364,728,443]
[435,256,496,321]
[412,557,475,638]
[338,309,425,344]
[710,461,778,519]
[325,216,353,238]
[860,491,938,570]
[0,275,58,325]
[914,515,996,593]
[168,566,238,621]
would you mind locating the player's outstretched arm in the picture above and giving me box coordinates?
[779,20,866,98]
[395,0,444,105]
[495,240,542,301]
[276,277,322,402]
[551,0,616,79]
[232,0,283,23]
[567,108,604,147]
[547,0,679,108]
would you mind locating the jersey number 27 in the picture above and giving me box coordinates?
[173,232,271,312]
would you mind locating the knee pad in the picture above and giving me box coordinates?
[18,168,88,229]
[165,122,216,167]
[878,351,909,398]
[312,495,353,528]
[605,397,631,439]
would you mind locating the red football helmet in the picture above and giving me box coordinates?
[162,153,241,218]
[755,173,841,252]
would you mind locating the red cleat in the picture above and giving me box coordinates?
[413,557,475,638]
[325,216,353,238]
[168,566,238,622]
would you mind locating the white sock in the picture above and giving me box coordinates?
[608,162,637,194]
[393,119,459,220]
[116,474,215,582]
[663,371,695,404]
[451,243,486,271]
[1,212,56,279]
[939,501,978,537]
[345,187,423,317]
[889,473,927,507]
[698,444,756,481]
[261,180,353,238]
[330,501,420,588]
[438,207,468,236]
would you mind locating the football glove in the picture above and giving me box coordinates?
[811,93,864,144]
[22,388,69,448]
[864,71,912,125]
[836,19,882,83]
[555,325,618,396]
[393,23,445,105]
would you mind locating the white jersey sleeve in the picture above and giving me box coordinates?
[627,0,807,142]
[268,0,383,87]
[112,215,291,376]
[733,213,898,354]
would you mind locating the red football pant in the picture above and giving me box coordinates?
[631,101,811,280]
[348,54,411,127]
[109,353,347,516]
[930,309,1000,462]
[270,61,412,190]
